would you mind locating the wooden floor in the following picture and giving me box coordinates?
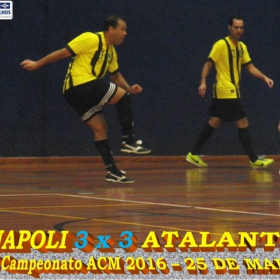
[0,155,279,248]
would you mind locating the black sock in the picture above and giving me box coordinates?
[116,93,134,144]
[238,127,258,162]
[95,139,119,173]
[191,123,216,154]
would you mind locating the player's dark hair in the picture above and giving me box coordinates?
[103,15,125,31]
[228,15,243,26]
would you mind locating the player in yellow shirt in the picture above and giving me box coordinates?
[187,16,274,168]
[21,15,151,183]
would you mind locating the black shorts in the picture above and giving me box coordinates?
[209,98,246,122]
[64,79,117,122]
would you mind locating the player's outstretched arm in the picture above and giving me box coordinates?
[20,48,71,71]
[246,63,274,88]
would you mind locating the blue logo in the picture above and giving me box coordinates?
[0,2,10,9]
[0,1,12,19]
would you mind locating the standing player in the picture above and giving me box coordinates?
[21,15,150,183]
[186,16,274,168]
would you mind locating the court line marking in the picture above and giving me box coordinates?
[0,194,54,197]
[57,194,280,218]
[0,204,140,210]
[0,193,277,238]
[1,193,279,218]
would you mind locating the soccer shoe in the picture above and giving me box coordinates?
[105,171,135,183]
[250,157,274,168]
[186,152,208,167]
[120,140,151,154]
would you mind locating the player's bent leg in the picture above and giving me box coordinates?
[108,87,151,155]
[86,113,108,141]
[186,119,218,167]
[107,86,127,104]
[236,118,274,168]
[86,114,134,183]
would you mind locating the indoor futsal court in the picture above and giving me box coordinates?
[3,1,280,251]
[1,155,279,247]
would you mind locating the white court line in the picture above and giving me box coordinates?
[0,193,279,218]
[0,194,55,197]
[57,193,280,218]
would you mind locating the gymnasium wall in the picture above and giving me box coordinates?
[1,0,280,156]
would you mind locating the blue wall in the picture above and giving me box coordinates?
[1,0,280,156]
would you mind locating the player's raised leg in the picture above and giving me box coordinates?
[109,87,151,155]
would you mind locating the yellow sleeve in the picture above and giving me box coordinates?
[208,40,225,63]
[66,32,98,55]
[240,42,251,65]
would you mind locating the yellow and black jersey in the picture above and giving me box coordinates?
[208,36,251,99]
[63,32,119,92]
